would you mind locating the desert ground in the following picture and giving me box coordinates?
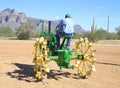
[0,39,120,88]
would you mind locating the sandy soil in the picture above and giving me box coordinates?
[0,39,120,88]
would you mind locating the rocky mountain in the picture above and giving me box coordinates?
[74,24,84,33]
[0,9,27,28]
[0,8,85,33]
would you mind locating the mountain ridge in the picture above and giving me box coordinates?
[0,8,85,33]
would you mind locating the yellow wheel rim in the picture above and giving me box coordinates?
[33,37,49,80]
[75,38,96,78]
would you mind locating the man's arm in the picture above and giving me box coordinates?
[60,19,66,32]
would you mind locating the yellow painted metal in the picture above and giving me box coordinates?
[33,37,50,80]
[74,38,96,78]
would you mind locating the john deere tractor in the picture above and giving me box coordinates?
[33,20,96,80]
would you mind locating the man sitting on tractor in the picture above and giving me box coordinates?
[56,13,74,49]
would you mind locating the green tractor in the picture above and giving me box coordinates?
[33,20,96,80]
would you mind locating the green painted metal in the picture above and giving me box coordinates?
[54,49,75,69]
[40,20,83,69]
[40,20,45,36]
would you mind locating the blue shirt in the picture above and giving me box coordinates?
[59,18,74,34]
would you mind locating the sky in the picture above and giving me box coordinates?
[0,0,120,32]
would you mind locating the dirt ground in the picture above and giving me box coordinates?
[0,39,120,88]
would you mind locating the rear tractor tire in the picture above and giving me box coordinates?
[75,38,96,78]
[33,37,50,80]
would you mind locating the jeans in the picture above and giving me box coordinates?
[56,32,74,48]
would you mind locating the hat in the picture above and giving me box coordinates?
[65,13,71,18]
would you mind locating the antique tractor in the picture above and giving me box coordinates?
[33,20,96,80]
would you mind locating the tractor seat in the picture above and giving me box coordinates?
[61,32,74,38]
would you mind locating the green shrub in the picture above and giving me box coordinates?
[0,26,15,37]
[74,28,117,42]
[15,21,37,40]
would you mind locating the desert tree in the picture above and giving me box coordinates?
[15,21,36,39]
